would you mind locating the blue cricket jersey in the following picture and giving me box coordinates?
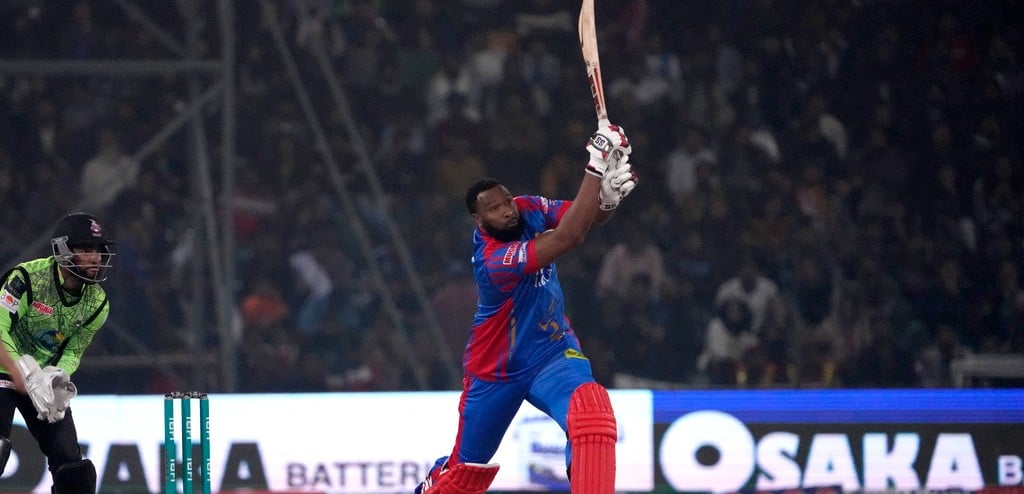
[463,195,583,381]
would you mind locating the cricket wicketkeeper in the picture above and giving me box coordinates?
[1,212,114,494]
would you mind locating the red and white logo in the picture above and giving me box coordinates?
[32,300,54,315]
[0,289,19,313]
[503,242,521,265]
[90,219,103,237]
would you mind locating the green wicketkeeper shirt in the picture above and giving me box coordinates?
[1,257,109,376]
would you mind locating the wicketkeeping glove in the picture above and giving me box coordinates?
[585,123,631,178]
[43,366,76,423]
[16,355,55,422]
[599,158,639,211]
[49,381,77,422]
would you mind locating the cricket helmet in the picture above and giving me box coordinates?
[51,212,115,283]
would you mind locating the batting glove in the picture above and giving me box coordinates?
[586,123,631,178]
[599,159,639,211]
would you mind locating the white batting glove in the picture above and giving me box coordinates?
[16,355,54,421]
[599,159,638,211]
[585,123,631,178]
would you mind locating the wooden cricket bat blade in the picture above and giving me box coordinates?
[578,0,609,125]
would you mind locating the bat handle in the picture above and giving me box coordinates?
[596,118,622,162]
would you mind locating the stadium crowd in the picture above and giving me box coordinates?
[1,0,1022,393]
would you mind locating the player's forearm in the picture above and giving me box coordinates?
[558,173,602,244]
[594,207,614,225]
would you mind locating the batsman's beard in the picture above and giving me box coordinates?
[484,217,525,243]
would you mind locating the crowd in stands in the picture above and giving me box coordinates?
[1,0,1022,393]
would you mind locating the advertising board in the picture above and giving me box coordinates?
[2,389,1021,493]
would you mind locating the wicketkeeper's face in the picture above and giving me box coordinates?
[68,244,113,281]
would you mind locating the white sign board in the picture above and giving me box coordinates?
[5,390,653,493]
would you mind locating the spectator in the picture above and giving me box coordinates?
[719,119,780,194]
[518,37,561,118]
[663,125,719,205]
[466,30,514,119]
[697,297,757,385]
[987,260,1024,352]
[240,277,290,332]
[606,273,679,382]
[667,230,718,308]
[485,88,545,189]
[915,323,973,388]
[538,119,591,199]
[425,54,480,127]
[432,94,487,207]
[80,128,138,214]
[288,244,335,335]
[789,253,836,331]
[914,258,981,348]
[714,256,780,334]
[596,225,665,301]
[751,295,801,387]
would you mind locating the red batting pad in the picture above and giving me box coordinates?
[428,462,499,494]
[568,382,617,494]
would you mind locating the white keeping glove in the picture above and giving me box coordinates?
[599,159,639,211]
[585,123,631,178]
[42,365,76,422]
[49,381,77,422]
[41,365,68,385]
[16,355,54,421]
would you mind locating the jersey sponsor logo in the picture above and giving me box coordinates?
[540,197,550,213]
[502,242,521,265]
[532,265,552,287]
[0,288,19,313]
[564,349,588,360]
[31,300,54,315]
[34,329,62,352]
[518,243,527,263]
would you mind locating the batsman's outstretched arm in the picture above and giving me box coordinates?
[532,123,631,267]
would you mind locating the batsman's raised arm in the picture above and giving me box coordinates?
[530,123,634,267]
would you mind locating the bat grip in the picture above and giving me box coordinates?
[595,119,621,162]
